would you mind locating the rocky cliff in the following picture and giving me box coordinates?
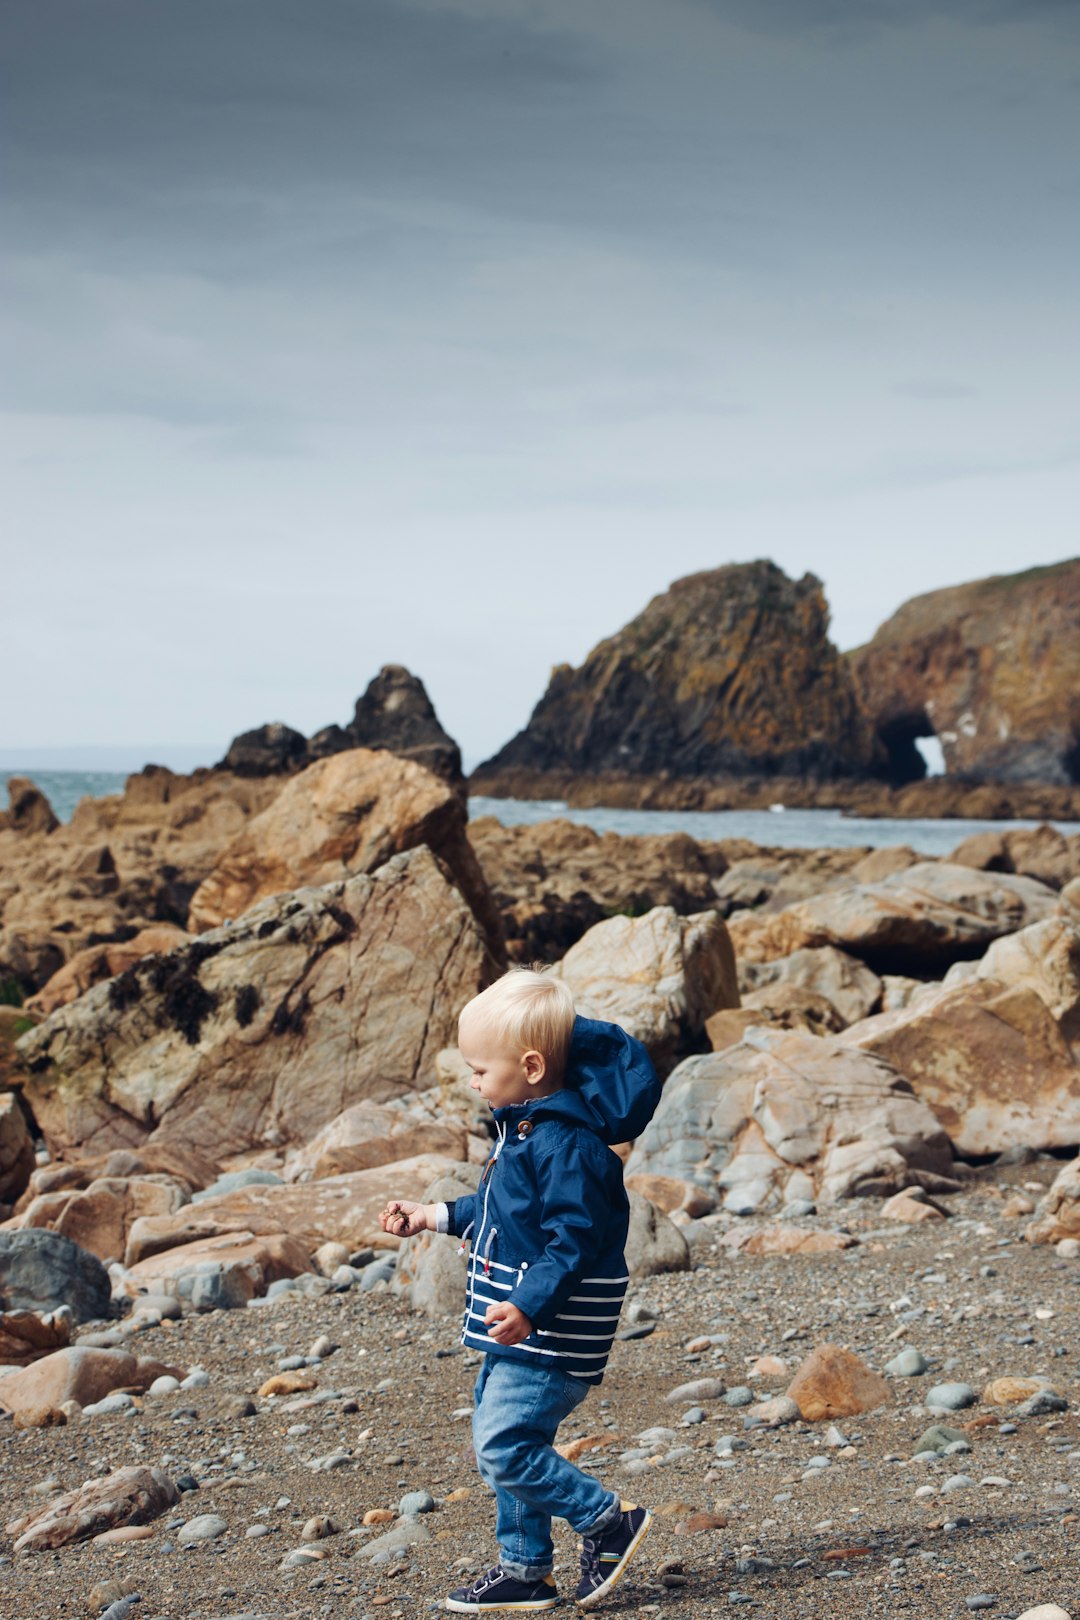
[851,559,1080,786]
[473,562,883,792]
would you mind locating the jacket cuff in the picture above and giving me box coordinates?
[434,1202,450,1234]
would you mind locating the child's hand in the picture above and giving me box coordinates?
[379,1200,431,1238]
[484,1301,533,1346]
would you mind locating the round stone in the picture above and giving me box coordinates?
[398,1490,436,1516]
[177,1514,228,1545]
[926,1382,977,1411]
[885,1348,929,1378]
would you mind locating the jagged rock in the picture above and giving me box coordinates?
[737,945,883,1027]
[0,1230,111,1321]
[220,721,309,777]
[552,906,738,1074]
[0,1347,182,1418]
[739,984,846,1036]
[945,917,1080,1055]
[5,1465,179,1552]
[0,1090,34,1202]
[188,748,500,955]
[283,1103,474,1182]
[18,1175,189,1264]
[473,561,883,792]
[950,823,1080,891]
[851,559,1080,785]
[0,1309,71,1366]
[18,845,491,1160]
[842,978,1080,1156]
[467,816,724,964]
[343,664,462,782]
[624,1174,718,1219]
[0,777,59,836]
[1025,1156,1080,1245]
[728,861,1060,973]
[26,925,189,1018]
[0,767,280,992]
[625,1028,953,1211]
[712,847,867,918]
[15,1144,216,1212]
[123,1153,469,1265]
[625,1192,692,1277]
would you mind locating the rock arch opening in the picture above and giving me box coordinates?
[878,709,942,787]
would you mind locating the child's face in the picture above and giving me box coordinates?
[458,1013,544,1110]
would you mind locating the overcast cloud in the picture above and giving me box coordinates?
[4,0,1079,766]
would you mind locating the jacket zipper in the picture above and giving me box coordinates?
[464,1119,505,1336]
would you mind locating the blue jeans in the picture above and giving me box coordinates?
[472,1354,621,1580]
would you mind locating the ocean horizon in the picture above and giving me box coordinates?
[5,768,1079,856]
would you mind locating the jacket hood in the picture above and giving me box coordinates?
[494,1016,661,1144]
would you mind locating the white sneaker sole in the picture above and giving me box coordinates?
[445,1596,558,1613]
[574,1509,653,1609]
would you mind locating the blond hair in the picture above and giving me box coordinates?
[460,967,576,1081]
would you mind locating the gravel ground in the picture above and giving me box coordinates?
[3,1165,1079,1620]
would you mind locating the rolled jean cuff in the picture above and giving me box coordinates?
[581,1492,622,1537]
[500,1558,553,1581]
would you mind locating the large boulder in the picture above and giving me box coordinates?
[0,1090,34,1203]
[0,1229,111,1322]
[188,747,500,954]
[283,1103,474,1182]
[472,561,883,795]
[26,925,189,1018]
[841,978,1080,1156]
[851,558,1080,785]
[552,906,738,1074]
[625,1191,692,1277]
[728,862,1061,974]
[17,846,492,1161]
[1025,1157,1080,1245]
[625,1028,953,1212]
[19,1175,189,1264]
[950,823,1080,891]
[948,917,1080,1055]
[123,1153,469,1265]
[737,945,883,1027]
[468,816,725,964]
[0,1346,181,1417]
[119,1229,313,1308]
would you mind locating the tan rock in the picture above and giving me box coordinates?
[961,917,1080,1054]
[983,1376,1051,1406]
[0,1090,34,1203]
[34,1176,188,1263]
[675,1510,728,1534]
[19,846,491,1160]
[627,1027,953,1213]
[741,983,846,1035]
[283,1102,470,1183]
[121,1229,313,1303]
[0,1347,182,1418]
[749,1355,789,1379]
[555,1434,621,1463]
[881,1189,949,1223]
[1001,1193,1036,1218]
[26,926,189,1018]
[1026,1156,1080,1245]
[706,1008,770,1051]
[125,1153,467,1264]
[786,1344,891,1421]
[0,1309,71,1366]
[188,747,499,953]
[362,1509,395,1525]
[738,945,883,1027]
[842,978,1080,1156]
[553,905,738,1073]
[12,1405,67,1429]
[722,1228,858,1256]
[624,1174,716,1218]
[6,1464,179,1552]
[93,1524,155,1544]
[729,862,1059,972]
[259,1370,318,1398]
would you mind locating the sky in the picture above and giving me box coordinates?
[4,0,1079,771]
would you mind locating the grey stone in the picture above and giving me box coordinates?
[0,1229,111,1322]
[885,1348,929,1377]
[1016,1390,1068,1417]
[926,1382,977,1411]
[190,1266,253,1312]
[398,1490,436,1516]
[178,1513,228,1544]
[782,1199,817,1219]
[352,1518,432,1560]
[666,1378,727,1404]
[913,1424,968,1456]
[625,1192,691,1278]
[723,1386,753,1407]
[942,1474,976,1493]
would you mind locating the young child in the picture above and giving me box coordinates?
[380,967,662,1613]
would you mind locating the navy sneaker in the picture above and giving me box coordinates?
[445,1563,559,1612]
[574,1504,652,1608]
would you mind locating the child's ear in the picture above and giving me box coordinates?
[522,1049,547,1086]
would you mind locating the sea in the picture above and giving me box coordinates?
[7,770,1080,857]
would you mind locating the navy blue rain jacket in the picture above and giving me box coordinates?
[444,1016,661,1384]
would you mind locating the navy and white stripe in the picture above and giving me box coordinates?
[461,1255,628,1383]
